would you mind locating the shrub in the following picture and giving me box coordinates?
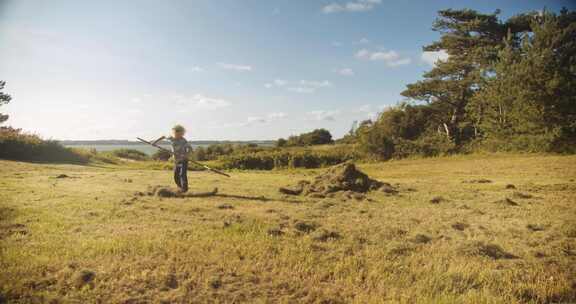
[220,147,359,170]
[412,134,456,157]
[280,129,334,147]
[276,138,287,147]
[69,148,119,164]
[109,149,149,161]
[475,132,560,153]
[358,126,395,160]
[190,144,264,161]
[152,149,172,161]
[392,135,455,158]
[0,127,88,163]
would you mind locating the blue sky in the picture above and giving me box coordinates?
[0,0,573,140]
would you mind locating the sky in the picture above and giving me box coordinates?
[0,0,573,141]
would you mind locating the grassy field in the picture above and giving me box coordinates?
[1,154,575,303]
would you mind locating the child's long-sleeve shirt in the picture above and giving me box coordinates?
[167,137,192,162]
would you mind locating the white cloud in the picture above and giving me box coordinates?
[217,62,253,72]
[288,87,316,94]
[322,0,382,14]
[331,41,343,47]
[323,3,344,13]
[358,104,372,112]
[299,80,332,88]
[274,79,287,86]
[334,68,355,76]
[174,94,230,110]
[268,112,287,120]
[307,110,340,121]
[370,50,399,61]
[130,93,154,104]
[355,104,392,120]
[355,48,412,67]
[247,116,267,124]
[421,50,449,66]
[355,49,371,58]
[387,58,411,67]
[265,79,288,88]
[266,79,333,94]
[191,66,204,72]
[247,112,287,124]
[220,112,288,128]
[357,37,370,44]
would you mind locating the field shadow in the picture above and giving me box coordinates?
[214,193,303,204]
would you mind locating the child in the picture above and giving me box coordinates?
[153,125,192,193]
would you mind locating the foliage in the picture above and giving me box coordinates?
[401,9,512,144]
[276,138,287,147]
[69,148,120,164]
[0,81,12,124]
[152,149,172,161]
[109,149,149,161]
[393,135,456,158]
[190,143,265,161]
[0,127,88,163]
[469,9,576,151]
[346,103,454,160]
[353,8,576,156]
[357,122,395,160]
[220,146,359,170]
[280,129,334,147]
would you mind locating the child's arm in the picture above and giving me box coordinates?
[152,136,166,145]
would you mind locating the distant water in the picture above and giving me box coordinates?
[63,144,209,155]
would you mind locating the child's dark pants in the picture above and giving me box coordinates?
[174,160,188,191]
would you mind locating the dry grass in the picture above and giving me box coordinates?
[1,154,575,303]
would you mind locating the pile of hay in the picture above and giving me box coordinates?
[279,162,396,200]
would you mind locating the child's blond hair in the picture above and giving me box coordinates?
[172,125,186,133]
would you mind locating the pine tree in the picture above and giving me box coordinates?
[471,9,576,150]
[401,9,511,144]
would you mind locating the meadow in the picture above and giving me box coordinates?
[1,154,575,303]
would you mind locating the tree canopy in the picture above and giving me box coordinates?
[349,8,576,158]
[279,129,334,147]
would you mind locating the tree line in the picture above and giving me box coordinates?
[348,8,576,158]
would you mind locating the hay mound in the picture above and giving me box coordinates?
[279,162,393,198]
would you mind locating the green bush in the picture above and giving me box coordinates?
[0,127,88,163]
[413,134,456,156]
[69,148,119,164]
[152,149,172,161]
[190,143,265,161]
[279,129,334,147]
[475,132,560,153]
[109,149,149,161]
[392,135,455,158]
[220,147,359,170]
[358,126,395,160]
